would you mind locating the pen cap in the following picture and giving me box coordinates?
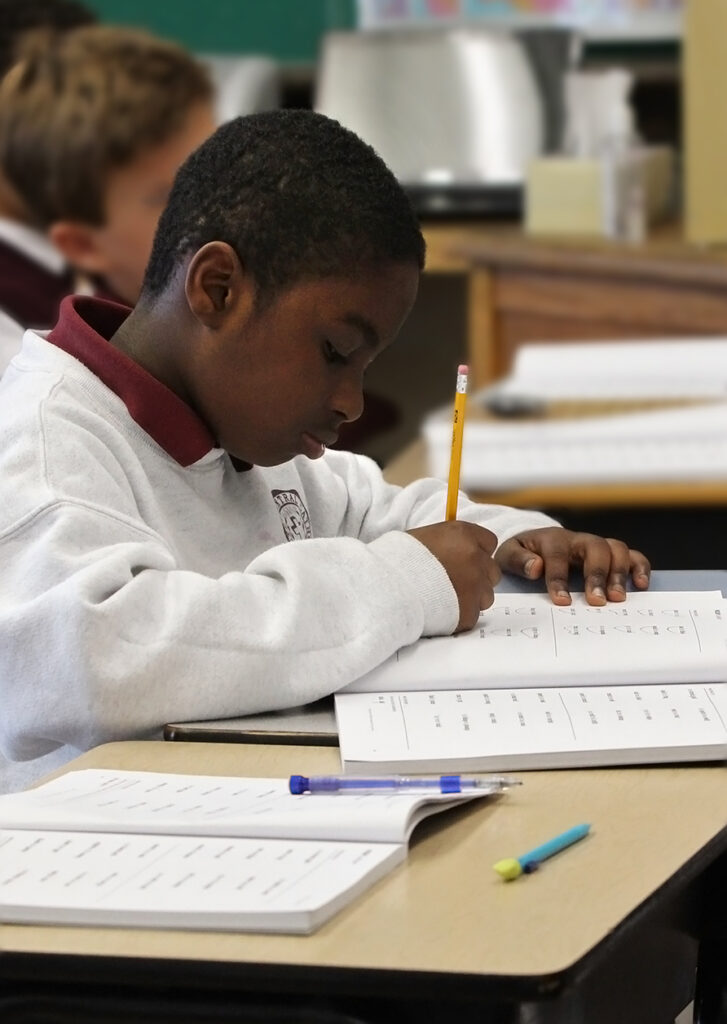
[289,775,309,794]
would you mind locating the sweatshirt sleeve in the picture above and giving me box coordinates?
[0,499,455,762]
[0,447,559,765]
[317,448,561,546]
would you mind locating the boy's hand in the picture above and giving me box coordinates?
[408,522,501,632]
[495,527,651,606]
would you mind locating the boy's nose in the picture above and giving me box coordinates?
[332,378,365,424]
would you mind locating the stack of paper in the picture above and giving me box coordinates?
[423,338,727,488]
[336,591,727,772]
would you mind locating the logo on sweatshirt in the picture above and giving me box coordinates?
[272,489,312,541]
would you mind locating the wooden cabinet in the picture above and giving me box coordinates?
[423,223,727,389]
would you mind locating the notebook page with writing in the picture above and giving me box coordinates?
[0,829,404,934]
[0,770,487,844]
[336,683,727,773]
[342,592,727,694]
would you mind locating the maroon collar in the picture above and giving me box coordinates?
[47,295,216,466]
[0,236,74,329]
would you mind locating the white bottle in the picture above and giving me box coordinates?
[622,162,647,244]
[598,71,640,240]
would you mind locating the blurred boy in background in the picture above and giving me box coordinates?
[0,22,215,373]
[0,0,97,368]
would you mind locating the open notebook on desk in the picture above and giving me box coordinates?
[0,769,499,934]
[335,591,727,773]
[423,338,727,489]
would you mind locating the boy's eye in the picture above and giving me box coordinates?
[323,340,349,366]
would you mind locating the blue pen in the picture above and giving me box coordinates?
[493,824,591,881]
[289,774,520,795]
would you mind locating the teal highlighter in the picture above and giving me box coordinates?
[494,823,591,881]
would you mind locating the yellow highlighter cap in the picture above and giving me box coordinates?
[493,857,523,881]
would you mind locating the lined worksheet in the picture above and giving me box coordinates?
[335,683,727,772]
[344,592,727,693]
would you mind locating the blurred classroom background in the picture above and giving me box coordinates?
[85,1,727,570]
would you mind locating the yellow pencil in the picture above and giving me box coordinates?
[445,364,468,521]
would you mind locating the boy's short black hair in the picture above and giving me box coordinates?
[0,0,95,77]
[142,110,426,303]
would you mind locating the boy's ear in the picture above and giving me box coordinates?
[185,241,254,328]
[48,221,108,276]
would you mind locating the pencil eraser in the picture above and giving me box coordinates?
[457,364,469,374]
[493,858,523,881]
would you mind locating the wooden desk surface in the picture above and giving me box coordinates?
[457,223,727,279]
[420,221,493,273]
[4,739,727,992]
[423,220,727,282]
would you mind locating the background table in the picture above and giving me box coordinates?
[411,224,727,570]
[423,223,727,391]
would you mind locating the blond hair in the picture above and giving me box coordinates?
[0,24,212,226]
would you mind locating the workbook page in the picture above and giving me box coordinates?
[0,829,404,934]
[336,683,727,772]
[0,770,478,845]
[344,592,727,693]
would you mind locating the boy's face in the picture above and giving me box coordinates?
[50,102,216,305]
[187,262,420,467]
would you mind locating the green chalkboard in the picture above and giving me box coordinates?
[85,0,356,63]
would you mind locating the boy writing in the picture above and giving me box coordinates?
[0,111,650,792]
[0,23,215,373]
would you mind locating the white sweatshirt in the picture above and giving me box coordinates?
[0,218,70,375]
[0,296,558,791]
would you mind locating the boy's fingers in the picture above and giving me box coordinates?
[496,537,550,572]
[602,538,632,602]
[496,530,651,605]
[496,536,572,601]
[583,537,651,604]
[630,550,652,589]
[540,542,573,605]
[582,536,621,605]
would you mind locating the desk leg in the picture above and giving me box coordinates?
[467,267,498,390]
[693,854,727,1024]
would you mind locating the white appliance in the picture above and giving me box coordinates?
[315,28,547,216]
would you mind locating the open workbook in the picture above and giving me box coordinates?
[335,591,727,772]
[0,769,496,934]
